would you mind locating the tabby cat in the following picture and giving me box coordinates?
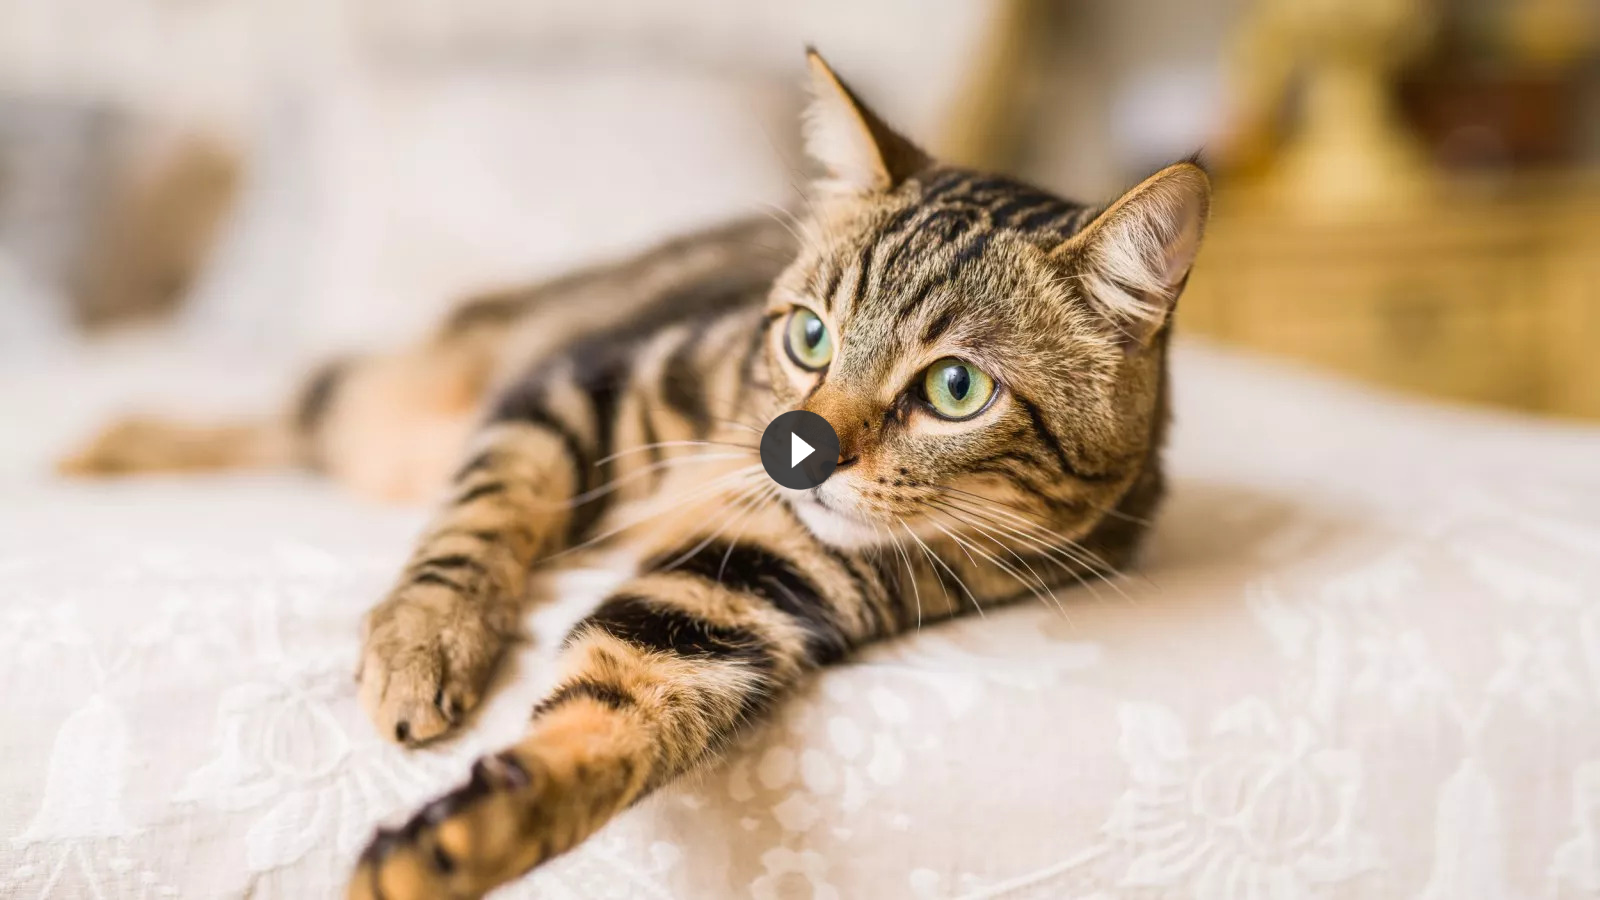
[62,52,1209,900]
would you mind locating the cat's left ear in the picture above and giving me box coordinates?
[1052,160,1210,349]
[803,49,930,195]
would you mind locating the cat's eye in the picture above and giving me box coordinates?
[920,358,995,420]
[784,308,833,371]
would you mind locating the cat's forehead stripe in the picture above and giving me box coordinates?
[846,239,876,314]
[804,169,1088,321]
[891,276,945,329]
[813,260,844,311]
[907,168,1088,237]
[920,309,956,345]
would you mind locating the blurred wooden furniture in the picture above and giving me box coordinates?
[1227,0,1433,216]
[1179,172,1600,420]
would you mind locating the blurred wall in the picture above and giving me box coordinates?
[1017,0,1241,198]
[0,0,999,355]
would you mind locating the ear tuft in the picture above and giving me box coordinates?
[1054,161,1210,348]
[803,49,930,195]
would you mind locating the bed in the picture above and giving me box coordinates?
[3,338,1599,899]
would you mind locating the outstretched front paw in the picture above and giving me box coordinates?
[358,595,505,745]
[348,752,545,900]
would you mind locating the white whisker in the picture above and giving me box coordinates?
[887,516,924,631]
[935,495,1133,605]
[899,519,984,619]
[928,513,1068,618]
[595,439,758,466]
[936,489,1142,595]
[564,452,751,506]
[544,465,766,560]
[654,480,775,572]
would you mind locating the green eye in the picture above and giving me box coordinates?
[784,308,833,370]
[921,358,995,419]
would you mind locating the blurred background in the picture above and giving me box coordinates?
[1,0,1597,417]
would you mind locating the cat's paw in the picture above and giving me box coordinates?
[348,752,546,900]
[357,597,505,745]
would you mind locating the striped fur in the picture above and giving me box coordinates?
[58,52,1208,900]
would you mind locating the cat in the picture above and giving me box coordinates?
[61,51,1208,900]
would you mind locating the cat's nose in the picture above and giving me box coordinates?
[801,387,872,462]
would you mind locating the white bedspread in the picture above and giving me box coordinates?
[3,342,1599,900]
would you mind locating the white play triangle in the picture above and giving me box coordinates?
[790,432,815,468]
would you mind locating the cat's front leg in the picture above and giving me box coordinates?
[359,421,581,744]
[348,529,888,898]
[360,308,759,745]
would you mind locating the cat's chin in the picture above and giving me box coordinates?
[788,496,885,550]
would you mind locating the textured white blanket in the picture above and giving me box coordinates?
[3,343,1599,899]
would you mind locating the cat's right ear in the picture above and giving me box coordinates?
[803,49,929,195]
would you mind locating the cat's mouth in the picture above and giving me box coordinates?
[789,490,885,549]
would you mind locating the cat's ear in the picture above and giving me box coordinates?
[803,49,930,195]
[1053,160,1210,349]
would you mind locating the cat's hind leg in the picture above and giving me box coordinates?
[56,354,355,480]
[55,414,297,477]
[58,341,488,504]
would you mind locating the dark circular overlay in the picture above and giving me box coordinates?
[759,410,841,490]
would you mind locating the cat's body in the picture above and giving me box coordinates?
[62,53,1208,900]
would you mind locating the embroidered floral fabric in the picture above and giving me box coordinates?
[3,343,1599,899]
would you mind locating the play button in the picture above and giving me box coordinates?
[760,410,840,490]
[791,432,815,468]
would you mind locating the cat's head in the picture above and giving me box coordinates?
[763,51,1208,553]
